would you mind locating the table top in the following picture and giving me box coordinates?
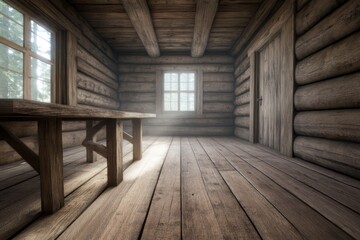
[0,100,156,120]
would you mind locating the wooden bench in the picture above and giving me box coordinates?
[0,99,155,214]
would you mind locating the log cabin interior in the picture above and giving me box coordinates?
[0,0,359,239]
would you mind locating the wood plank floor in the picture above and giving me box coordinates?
[1,136,359,239]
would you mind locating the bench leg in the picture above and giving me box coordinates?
[106,119,123,186]
[132,119,142,160]
[38,118,64,214]
[86,120,97,163]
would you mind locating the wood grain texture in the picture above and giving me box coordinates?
[294,109,360,143]
[234,127,249,140]
[215,138,356,240]
[38,118,64,213]
[141,137,181,240]
[294,72,360,110]
[181,137,223,239]
[132,119,142,160]
[0,100,156,119]
[106,119,123,186]
[191,0,218,57]
[0,124,39,172]
[296,0,347,35]
[296,0,360,60]
[122,0,160,57]
[296,31,360,85]
[294,136,360,179]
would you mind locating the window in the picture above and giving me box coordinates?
[163,72,196,112]
[0,0,55,103]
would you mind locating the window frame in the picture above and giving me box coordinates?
[163,71,197,112]
[156,69,203,118]
[0,0,62,103]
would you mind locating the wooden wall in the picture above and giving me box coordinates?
[118,56,234,136]
[294,0,360,179]
[0,0,117,165]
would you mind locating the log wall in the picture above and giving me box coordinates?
[118,56,235,136]
[294,0,360,179]
[0,0,117,165]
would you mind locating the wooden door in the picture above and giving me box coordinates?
[257,35,281,151]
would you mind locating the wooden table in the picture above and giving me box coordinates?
[0,100,155,214]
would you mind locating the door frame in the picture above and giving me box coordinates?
[248,0,294,157]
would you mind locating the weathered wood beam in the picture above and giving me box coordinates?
[230,0,277,56]
[122,0,160,57]
[132,119,142,160]
[0,124,40,172]
[191,0,219,57]
[82,141,107,158]
[123,131,134,144]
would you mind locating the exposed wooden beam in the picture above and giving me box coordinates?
[0,124,40,173]
[230,0,278,56]
[191,0,219,57]
[122,0,160,57]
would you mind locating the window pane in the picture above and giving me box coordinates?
[180,92,195,111]
[31,20,52,60]
[0,1,23,46]
[30,57,51,102]
[0,43,23,98]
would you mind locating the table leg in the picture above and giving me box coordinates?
[132,119,142,160]
[86,120,97,163]
[106,119,123,186]
[38,118,64,214]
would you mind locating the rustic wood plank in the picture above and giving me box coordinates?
[38,118,64,214]
[122,0,160,57]
[141,137,181,240]
[217,137,360,238]
[190,137,260,239]
[294,109,360,143]
[294,136,360,179]
[212,138,354,240]
[220,170,303,239]
[58,137,171,239]
[0,100,156,119]
[296,1,360,60]
[181,137,223,239]
[0,124,39,172]
[118,55,234,64]
[225,137,360,214]
[296,32,360,85]
[191,0,218,57]
[118,64,234,73]
[13,137,156,240]
[106,119,123,186]
[294,72,360,110]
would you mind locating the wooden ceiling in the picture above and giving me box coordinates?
[67,0,263,56]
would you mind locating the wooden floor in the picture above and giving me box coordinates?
[1,136,360,239]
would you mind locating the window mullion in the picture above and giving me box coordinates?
[177,73,180,111]
[23,15,31,100]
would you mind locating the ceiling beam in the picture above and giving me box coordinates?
[191,0,219,57]
[122,0,160,57]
